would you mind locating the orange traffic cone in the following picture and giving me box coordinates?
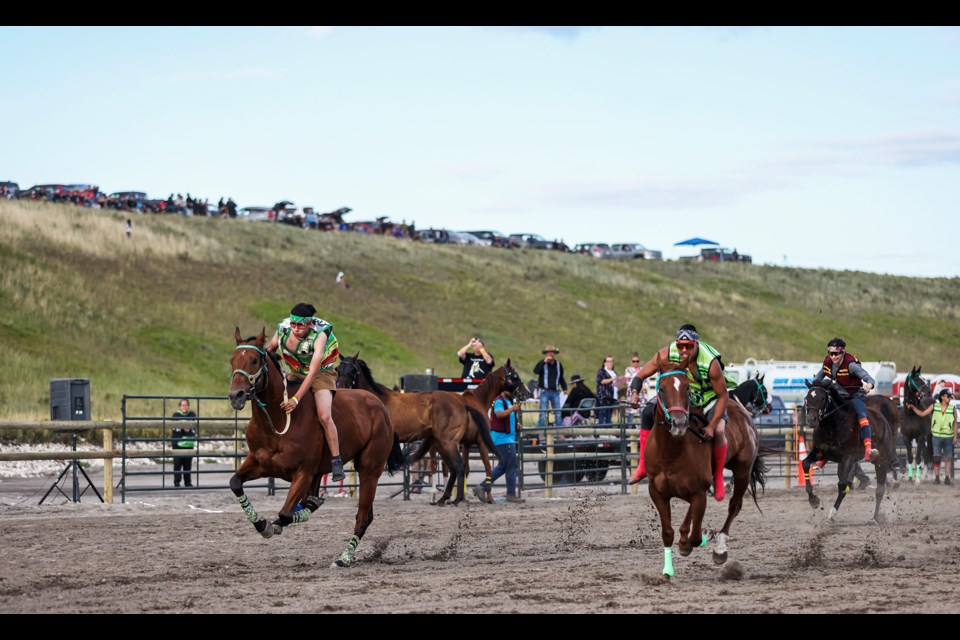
[796,434,814,487]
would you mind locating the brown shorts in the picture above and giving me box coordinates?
[287,368,338,394]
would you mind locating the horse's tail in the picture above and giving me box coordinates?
[404,435,435,466]
[747,444,777,512]
[385,433,406,476]
[466,404,496,453]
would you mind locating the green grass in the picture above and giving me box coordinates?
[1,198,958,421]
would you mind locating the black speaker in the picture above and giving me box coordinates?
[50,378,91,421]
[401,374,438,392]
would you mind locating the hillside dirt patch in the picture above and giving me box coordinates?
[1,483,957,614]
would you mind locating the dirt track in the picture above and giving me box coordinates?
[2,481,958,614]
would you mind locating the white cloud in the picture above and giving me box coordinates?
[307,26,334,38]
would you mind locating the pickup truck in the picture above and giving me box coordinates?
[678,247,752,263]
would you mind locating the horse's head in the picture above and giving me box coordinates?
[503,358,532,402]
[229,327,270,411]
[905,366,934,409]
[654,352,691,438]
[802,377,836,431]
[336,352,362,389]
[737,374,771,416]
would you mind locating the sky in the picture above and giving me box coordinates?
[2,26,958,278]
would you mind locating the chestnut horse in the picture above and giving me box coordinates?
[458,361,531,504]
[800,378,900,523]
[335,354,494,506]
[900,366,934,483]
[227,328,405,567]
[646,354,768,580]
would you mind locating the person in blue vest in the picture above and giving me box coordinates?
[472,376,525,503]
[909,387,957,485]
[810,337,878,465]
[627,324,737,501]
[266,302,344,482]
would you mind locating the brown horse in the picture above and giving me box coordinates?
[335,354,494,506]
[227,328,406,567]
[900,366,934,483]
[458,360,530,504]
[800,378,900,523]
[646,354,768,580]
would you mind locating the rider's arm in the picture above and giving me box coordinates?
[847,362,876,391]
[706,359,729,433]
[265,332,280,353]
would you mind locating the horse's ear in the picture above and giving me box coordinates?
[235,327,242,344]
[353,351,360,360]
[805,379,812,388]
[257,327,266,346]
[506,358,512,370]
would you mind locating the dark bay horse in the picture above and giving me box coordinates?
[227,328,405,567]
[458,360,530,504]
[900,366,934,483]
[335,354,493,506]
[730,374,772,418]
[646,354,768,580]
[800,379,900,523]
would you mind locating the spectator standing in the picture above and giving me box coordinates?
[457,335,494,379]
[561,374,595,426]
[336,270,350,289]
[595,355,623,425]
[125,219,132,239]
[171,399,198,487]
[533,344,566,428]
[623,352,642,424]
[472,376,524,503]
[910,388,957,485]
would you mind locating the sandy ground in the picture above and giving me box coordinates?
[2,476,959,615]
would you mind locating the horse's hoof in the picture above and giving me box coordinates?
[827,507,838,523]
[808,496,821,509]
[678,545,692,558]
[332,559,352,568]
[712,551,728,565]
[257,521,280,539]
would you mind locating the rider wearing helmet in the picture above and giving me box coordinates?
[266,302,345,482]
[811,337,878,464]
[627,324,737,501]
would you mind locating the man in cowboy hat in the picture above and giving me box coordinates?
[534,344,567,428]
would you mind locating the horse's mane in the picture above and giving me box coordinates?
[355,358,393,399]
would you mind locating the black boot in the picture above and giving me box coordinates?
[331,456,345,482]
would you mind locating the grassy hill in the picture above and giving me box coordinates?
[1,198,958,421]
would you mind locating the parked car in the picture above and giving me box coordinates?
[679,247,752,263]
[455,230,492,246]
[573,242,614,259]
[448,230,486,245]
[509,233,553,249]
[237,206,272,221]
[464,230,512,247]
[609,242,663,260]
[754,395,790,426]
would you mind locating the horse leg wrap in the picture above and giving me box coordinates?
[334,535,361,568]
[304,495,325,512]
[662,547,675,578]
[237,494,260,524]
[293,508,312,524]
[712,442,728,501]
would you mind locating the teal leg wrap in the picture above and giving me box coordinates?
[699,533,709,548]
[336,535,361,567]
[238,494,259,524]
[662,547,674,577]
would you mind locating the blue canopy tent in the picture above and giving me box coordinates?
[674,237,719,247]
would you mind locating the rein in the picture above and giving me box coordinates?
[656,370,690,423]
[232,344,292,436]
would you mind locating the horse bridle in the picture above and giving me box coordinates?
[750,378,769,414]
[337,358,361,389]
[905,372,930,408]
[231,344,292,436]
[655,370,690,425]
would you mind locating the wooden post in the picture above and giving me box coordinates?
[103,426,113,503]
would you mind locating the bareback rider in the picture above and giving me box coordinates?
[266,302,345,482]
[811,337,878,464]
[627,324,737,501]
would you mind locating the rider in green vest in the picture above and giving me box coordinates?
[910,388,958,485]
[627,324,737,501]
[266,302,345,482]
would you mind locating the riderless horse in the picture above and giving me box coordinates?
[900,366,934,483]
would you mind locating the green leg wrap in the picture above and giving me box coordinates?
[238,494,259,524]
[293,508,311,524]
[662,547,674,578]
[699,533,709,548]
[336,535,361,567]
